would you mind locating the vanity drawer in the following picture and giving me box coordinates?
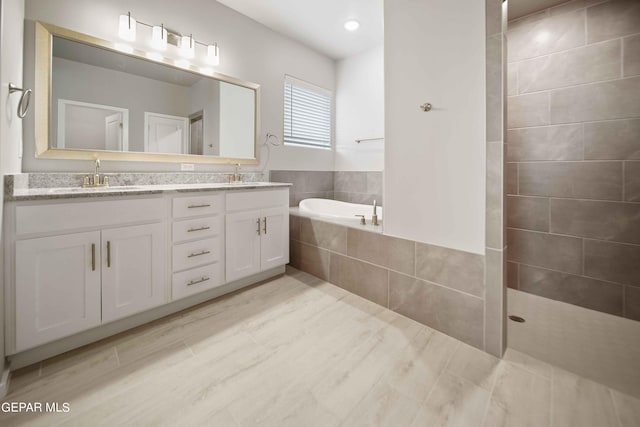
[226,189,288,212]
[172,215,222,243]
[172,238,220,272]
[172,263,223,300]
[173,194,223,219]
[16,198,165,236]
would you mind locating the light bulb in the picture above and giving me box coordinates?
[344,20,360,32]
[180,35,195,58]
[206,44,219,66]
[151,25,167,51]
[118,13,137,41]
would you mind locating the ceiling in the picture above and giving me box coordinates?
[216,0,567,61]
[216,0,383,60]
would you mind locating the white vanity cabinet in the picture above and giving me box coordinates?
[171,194,225,300]
[101,223,167,323]
[8,197,167,352]
[15,231,102,352]
[226,190,289,282]
[5,184,290,362]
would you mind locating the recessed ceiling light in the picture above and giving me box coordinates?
[344,20,360,32]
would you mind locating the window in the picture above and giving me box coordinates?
[283,75,332,149]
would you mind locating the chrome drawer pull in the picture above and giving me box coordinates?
[187,204,211,209]
[187,226,211,233]
[256,218,261,235]
[187,276,210,286]
[263,217,267,234]
[187,250,211,258]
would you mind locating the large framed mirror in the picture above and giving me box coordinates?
[34,22,260,164]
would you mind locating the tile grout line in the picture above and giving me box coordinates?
[550,365,555,427]
[608,387,625,427]
[479,358,502,426]
[113,346,121,367]
[505,71,636,99]
[505,29,640,65]
[620,37,624,78]
[420,341,461,407]
[508,259,626,289]
[507,226,640,248]
[507,116,640,131]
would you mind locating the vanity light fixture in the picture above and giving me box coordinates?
[118,12,137,41]
[151,24,168,51]
[117,12,221,65]
[344,19,360,32]
[180,34,195,58]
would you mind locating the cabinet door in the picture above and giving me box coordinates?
[101,223,167,323]
[15,231,101,352]
[260,207,289,271]
[225,210,261,282]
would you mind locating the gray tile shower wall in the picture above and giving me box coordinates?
[333,171,383,205]
[269,170,334,207]
[269,170,383,207]
[506,0,640,320]
[289,214,487,351]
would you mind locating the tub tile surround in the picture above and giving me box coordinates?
[270,170,383,207]
[289,214,489,351]
[506,0,640,320]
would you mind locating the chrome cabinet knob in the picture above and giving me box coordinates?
[420,102,432,112]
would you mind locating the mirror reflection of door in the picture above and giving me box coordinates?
[144,112,189,154]
[104,113,124,151]
[57,99,129,151]
[189,112,204,155]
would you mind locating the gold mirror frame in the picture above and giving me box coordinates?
[34,21,260,165]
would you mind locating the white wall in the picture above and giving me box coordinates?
[334,45,384,171]
[384,0,486,254]
[1,0,23,174]
[23,0,336,173]
[0,0,25,385]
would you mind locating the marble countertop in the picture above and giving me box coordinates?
[7,182,292,202]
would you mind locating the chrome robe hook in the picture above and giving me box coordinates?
[8,83,32,119]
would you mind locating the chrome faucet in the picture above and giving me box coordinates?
[228,163,242,184]
[83,159,109,187]
[372,200,379,226]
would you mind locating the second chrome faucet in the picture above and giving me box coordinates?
[372,200,379,226]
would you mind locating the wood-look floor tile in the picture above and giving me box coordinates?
[412,371,491,427]
[612,389,640,427]
[343,380,422,427]
[503,348,552,379]
[312,311,422,419]
[551,367,619,427]
[1,269,632,427]
[446,343,501,392]
[484,362,551,427]
[385,329,459,403]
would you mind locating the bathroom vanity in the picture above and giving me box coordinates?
[3,184,289,365]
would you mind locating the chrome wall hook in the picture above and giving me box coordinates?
[8,83,32,119]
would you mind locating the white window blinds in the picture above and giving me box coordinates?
[283,75,332,148]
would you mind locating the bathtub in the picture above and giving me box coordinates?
[298,198,383,221]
